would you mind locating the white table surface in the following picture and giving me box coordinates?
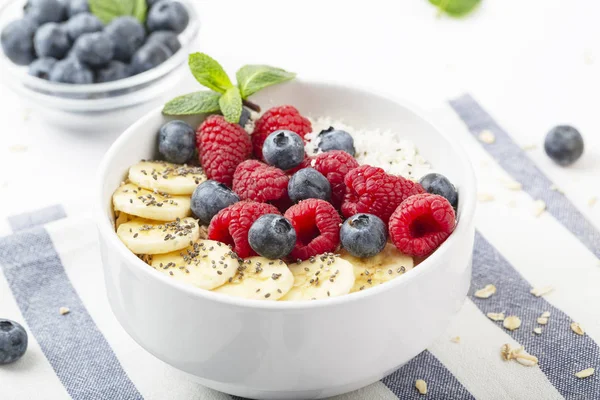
[1,0,599,219]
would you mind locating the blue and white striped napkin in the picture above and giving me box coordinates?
[1,95,599,400]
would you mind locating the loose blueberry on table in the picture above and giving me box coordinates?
[0,0,190,83]
[0,319,28,365]
[111,53,458,301]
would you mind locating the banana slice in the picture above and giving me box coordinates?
[340,243,413,293]
[117,217,200,255]
[114,211,134,229]
[150,240,240,290]
[113,183,191,221]
[281,254,355,301]
[128,161,206,195]
[213,257,294,300]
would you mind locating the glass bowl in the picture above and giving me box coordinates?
[0,0,200,132]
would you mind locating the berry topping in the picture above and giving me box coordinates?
[197,115,252,187]
[312,150,359,208]
[147,31,181,54]
[28,57,56,80]
[1,18,38,65]
[24,0,66,24]
[65,12,102,41]
[130,41,172,74]
[544,125,584,166]
[67,0,89,18]
[317,127,356,156]
[33,22,71,59]
[232,160,289,204]
[419,173,458,209]
[288,168,331,203]
[0,319,28,365]
[95,61,130,83]
[191,180,240,225]
[262,130,305,170]
[104,17,146,62]
[284,199,341,260]
[248,214,297,259]
[342,165,425,224]
[388,193,456,257]
[49,57,93,84]
[252,105,312,160]
[208,201,280,258]
[158,120,196,164]
[147,0,190,34]
[72,32,114,68]
[340,213,387,258]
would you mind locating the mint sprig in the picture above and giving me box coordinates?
[428,0,480,17]
[89,0,147,24]
[162,53,295,123]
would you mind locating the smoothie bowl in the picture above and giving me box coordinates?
[96,55,476,399]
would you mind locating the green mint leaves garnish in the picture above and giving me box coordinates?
[89,0,147,24]
[429,0,480,17]
[163,52,295,123]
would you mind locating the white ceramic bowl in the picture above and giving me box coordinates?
[96,80,476,399]
[0,0,199,132]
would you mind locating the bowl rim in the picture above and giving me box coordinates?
[0,0,200,95]
[95,79,477,310]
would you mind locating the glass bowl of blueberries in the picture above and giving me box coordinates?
[0,0,199,132]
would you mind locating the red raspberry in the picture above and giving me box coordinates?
[252,105,312,160]
[232,160,289,204]
[284,199,341,261]
[341,165,425,224]
[389,194,456,257]
[208,201,280,258]
[312,150,359,208]
[197,115,252,187]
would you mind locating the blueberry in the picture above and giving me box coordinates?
[104,16,146,62]
[147,0,165,7]
[49,57,93,84]
[28,57,57,79]
[34,22,71,59]
[158,120,195,164]
[24,0,66,24]
[544,125,584,166]
[147,30,181,55]
[191,180,240,225]
[72,32,114,68]
[419,173,458,209]
[1,18,38,65]
[248,214,296,259]
[262,130,305,170]
[67,0,89,17]
[288,168,331,203]
[0,319,28,365]
[147,0,189,34]
[340,214,387,258]
[317,126,355,156]
[130,41,171,74]
[65,13,103,41]
[238,107,251,128]
[95,61,130,83]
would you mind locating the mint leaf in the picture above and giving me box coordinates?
[162,91,222,116]
[236,65,296,99]
[89,0,138,24]
[219,87,242,123]
[429,0,481,16]
[188,53,234,94]
[132,0,148,23]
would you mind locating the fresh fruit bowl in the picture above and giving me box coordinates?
[96,79,476,399]
[0,0,199,132]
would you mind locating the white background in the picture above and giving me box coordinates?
[1,0,599,218]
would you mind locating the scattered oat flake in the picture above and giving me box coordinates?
[477,193,495,203]
[487,312,505,321]
[503,316,522,331]
[541,311,551,318]
[415,379,427,395]
[59,307,70,315]
[501,344,538,366]
[474,284,497,299]
[530,286,554,297]
[575,368,595,379]
[550,185,564,194]
[501,179,522,191]
[532,200,546,217]
[588,197,598,207]
[450,336,461,343]
[537,317,549,325]
[522,144,537,151]
[533,327,542,335]
[9,144,28,153]
[479,130,496,144]
[571,322,585,336]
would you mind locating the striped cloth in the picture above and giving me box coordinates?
[1,95,599,400]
